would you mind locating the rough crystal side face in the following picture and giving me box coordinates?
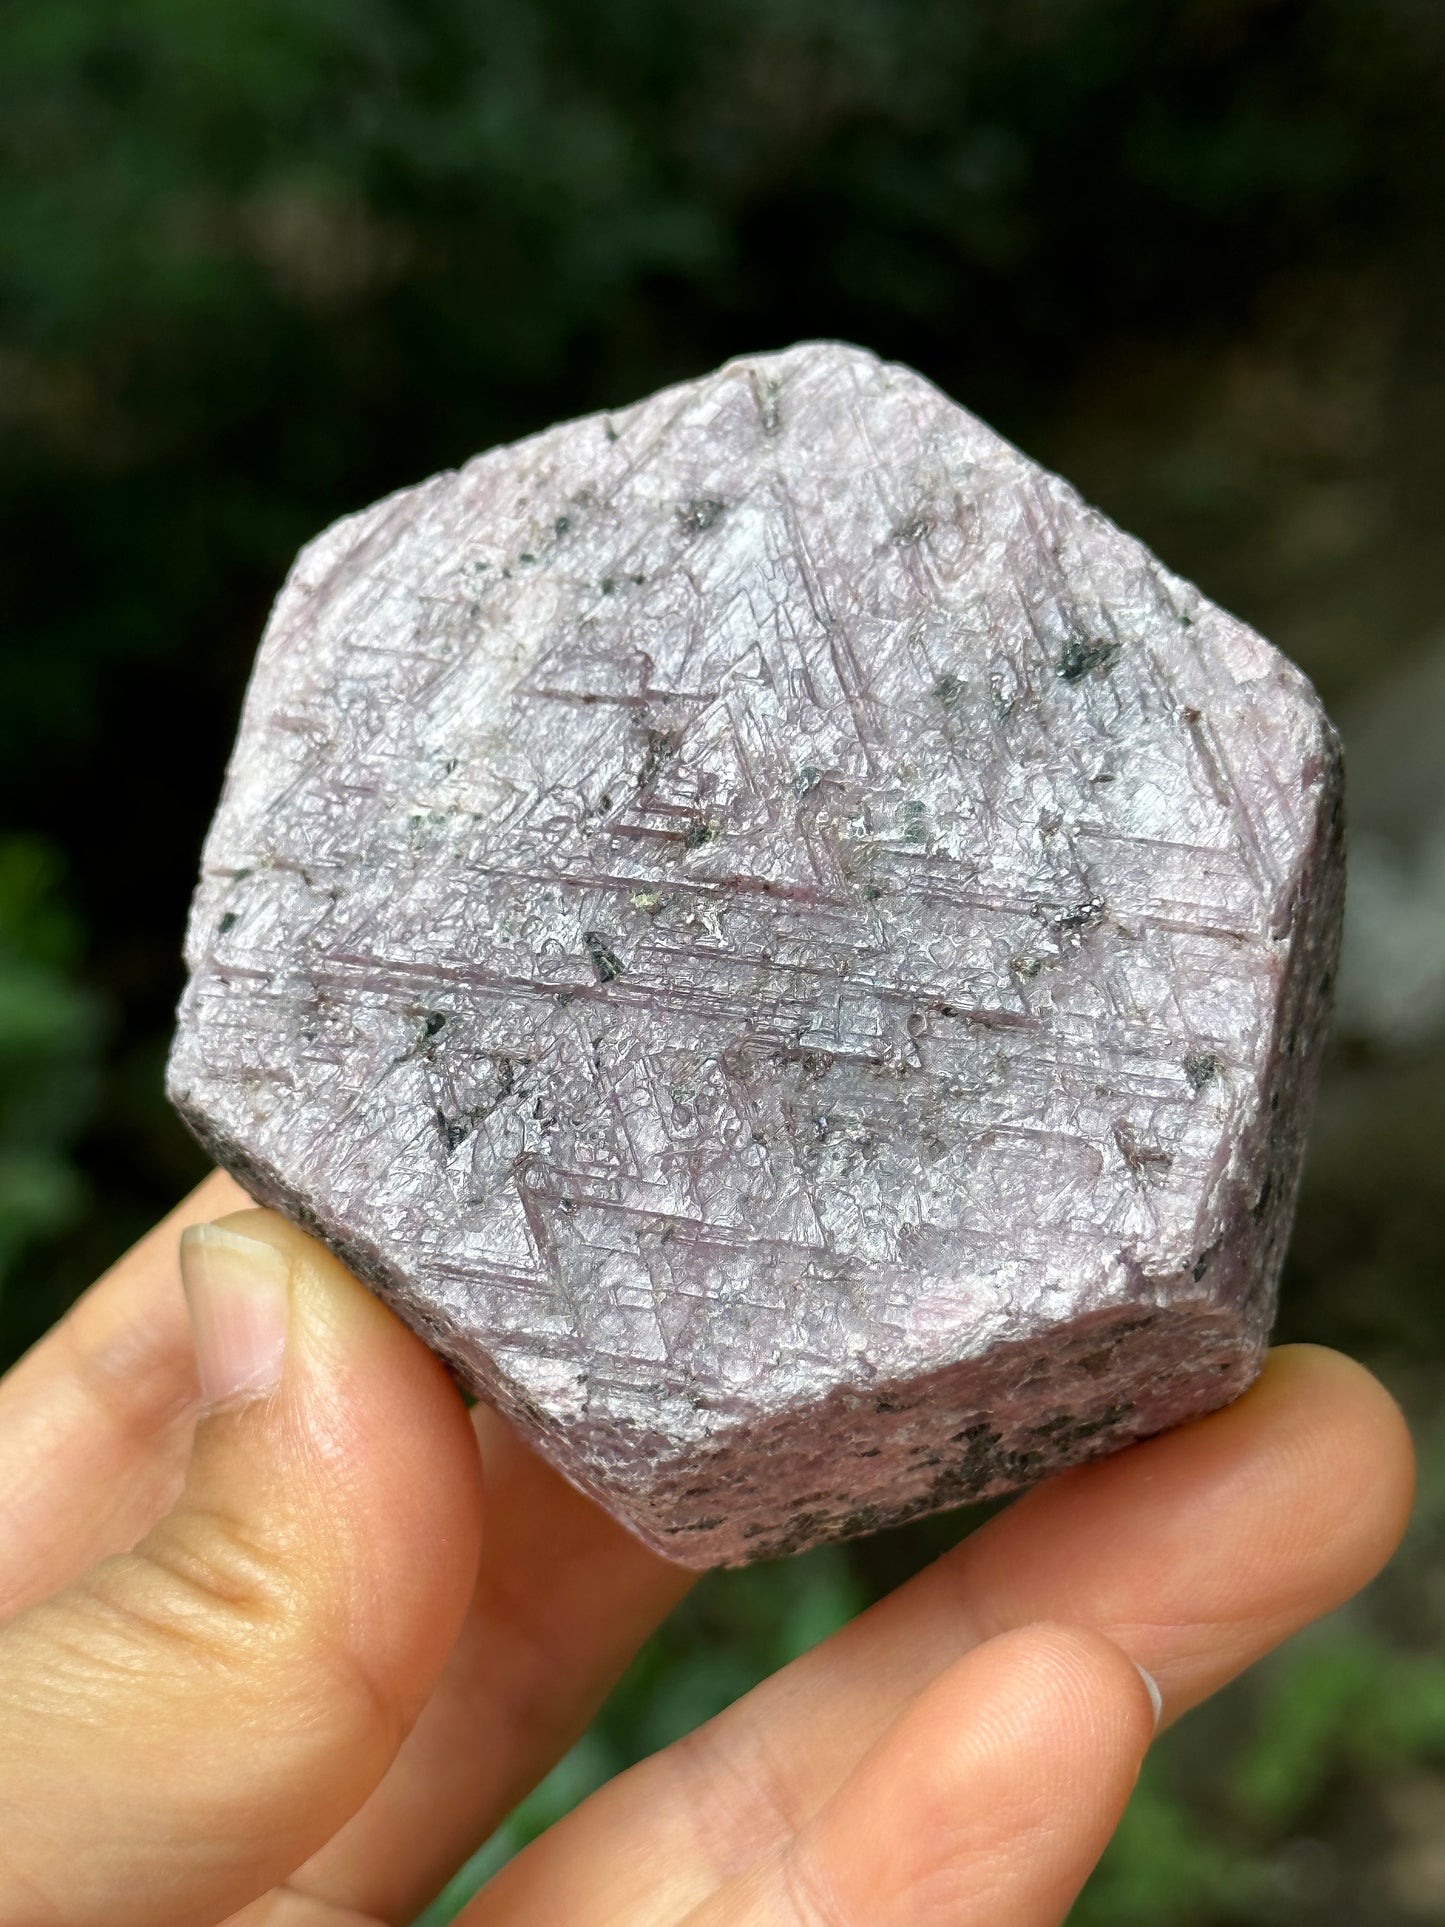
[168,342,1344,1566]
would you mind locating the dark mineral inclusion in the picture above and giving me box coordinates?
[168,343,1344,1566]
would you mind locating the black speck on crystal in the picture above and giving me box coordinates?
[1058,638,1122,682]
[892,514,932,547]
[678,498,725,534]
[583,931,625,983]
[1184,1052,1220,1090]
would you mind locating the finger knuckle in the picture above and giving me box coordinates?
[780,1845,858,1927]
[671,1716,813,1881]
[55,1508,403,1757]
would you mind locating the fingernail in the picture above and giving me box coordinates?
[180,1224,291,1407]
[1136,1664,1164,1731]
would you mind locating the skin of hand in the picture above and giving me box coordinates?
[0,1173,1414,1927]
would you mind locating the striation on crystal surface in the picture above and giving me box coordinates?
[168,342,1344,1566]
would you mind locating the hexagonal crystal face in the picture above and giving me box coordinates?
[169,343,1342,1565]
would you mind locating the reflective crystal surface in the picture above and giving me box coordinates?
[169,343,1344,1565]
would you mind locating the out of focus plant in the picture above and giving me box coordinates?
[1,0,1429,778]
[1074,1758,1273,1926]
[0,837,101,1289]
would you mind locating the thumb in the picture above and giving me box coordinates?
[0,1212,483,1927]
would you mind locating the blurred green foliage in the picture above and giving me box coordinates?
[0,838,99,1289]
[2,0,1432,779]
[2,2,1444,1921]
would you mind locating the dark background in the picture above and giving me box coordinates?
[4,3,1445,1920]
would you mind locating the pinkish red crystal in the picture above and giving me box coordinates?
[168,343,1343,1565]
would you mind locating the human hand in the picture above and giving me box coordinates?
[0,1174,1414,1926]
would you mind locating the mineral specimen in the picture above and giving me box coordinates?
[168,342,1344,1566]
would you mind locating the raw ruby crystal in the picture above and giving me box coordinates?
[169,343,1343,1565]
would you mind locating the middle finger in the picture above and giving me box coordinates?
[462,1345,1411,1925]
